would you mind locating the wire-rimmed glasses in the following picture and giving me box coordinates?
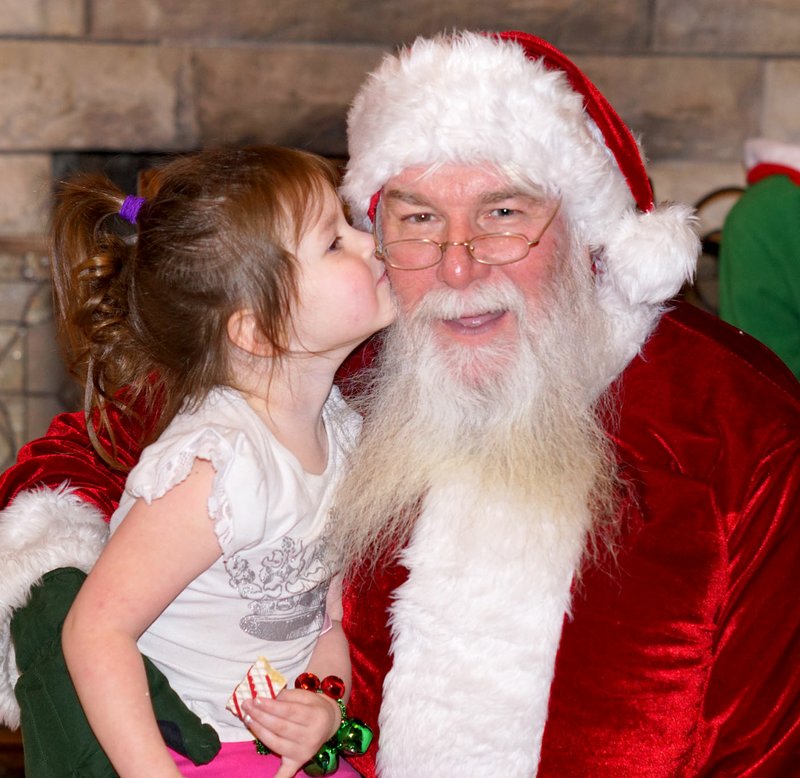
[375,200,561,271]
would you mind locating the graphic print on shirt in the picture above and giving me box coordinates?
[225,536,330,641]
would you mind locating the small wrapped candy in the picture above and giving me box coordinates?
[226,656,287,721]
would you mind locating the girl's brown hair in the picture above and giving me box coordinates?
[50,145,339,467]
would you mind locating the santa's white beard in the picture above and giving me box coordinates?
[332,249,627,776]
[333,250,622,572]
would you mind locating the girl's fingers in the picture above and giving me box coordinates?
[241,692,338,767]
[244,698,303,734]
[244,711,297,750]
[274,759,303,778]
[243,704,313,761]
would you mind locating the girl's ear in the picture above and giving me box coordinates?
[227,310,273,357]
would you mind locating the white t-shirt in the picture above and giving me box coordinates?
[110,385,360,741]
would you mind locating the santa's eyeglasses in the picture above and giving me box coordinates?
[374,200,560,271]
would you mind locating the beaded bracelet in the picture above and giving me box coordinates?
[254,672,373,777]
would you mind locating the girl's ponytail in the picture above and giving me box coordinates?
[50,174,145,467]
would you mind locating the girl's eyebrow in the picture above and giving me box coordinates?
[315,205,339,235]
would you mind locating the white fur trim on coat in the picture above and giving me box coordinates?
[0,486,107,728]
[376,481,586,777]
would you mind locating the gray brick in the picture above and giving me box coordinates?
[192,44,385,156]
[91,0,298,41]
[0,0,84,36]
[655,0,800,54]
[0,42,192,152]
[0,155,51,236]
[575,55,761,162]
[763,60,800,143]
[91,0,650,51]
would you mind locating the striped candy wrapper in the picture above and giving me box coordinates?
[226,656,287,720]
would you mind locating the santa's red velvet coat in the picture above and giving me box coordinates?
[1,302,799,776]
[342,303,800,777]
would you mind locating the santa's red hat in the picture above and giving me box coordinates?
[342,30,698,312]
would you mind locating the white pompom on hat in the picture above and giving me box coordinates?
[342,30,698,319]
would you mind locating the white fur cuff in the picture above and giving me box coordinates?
[0,486,108,728]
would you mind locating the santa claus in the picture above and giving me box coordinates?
[328,30,800,777]
[1,29,799,778]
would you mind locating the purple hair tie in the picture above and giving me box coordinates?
[119,195,145,225]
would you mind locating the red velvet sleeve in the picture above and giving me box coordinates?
[691,433,800,774]
[665,306,800,773]
[540,304,800,776]
[0,403,148,520]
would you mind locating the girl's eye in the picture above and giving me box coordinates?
[328,237,342,252]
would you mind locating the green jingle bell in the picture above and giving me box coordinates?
[302,741,339,776]
[336,718,374,755]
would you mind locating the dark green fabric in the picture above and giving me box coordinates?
[11,567,220,776]
[719,173,800,378]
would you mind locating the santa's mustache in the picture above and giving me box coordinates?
[407,278,527,324]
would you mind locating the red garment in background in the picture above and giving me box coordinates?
[0,394,147,515]
[2,302,799,776]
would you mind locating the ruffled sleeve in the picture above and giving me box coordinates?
[121,424,269,555]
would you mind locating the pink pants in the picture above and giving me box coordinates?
[169,741,361,776]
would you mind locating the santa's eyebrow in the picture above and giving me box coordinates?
[382,188,542,207]
[477,189,542,205]
[383,189,431,207]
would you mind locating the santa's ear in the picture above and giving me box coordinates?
[226,310,273,357]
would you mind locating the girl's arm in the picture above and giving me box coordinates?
[242,573,351,778]
[305,573,352,696]
[62,460,222,778]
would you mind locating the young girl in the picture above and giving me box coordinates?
[57,146,395,777]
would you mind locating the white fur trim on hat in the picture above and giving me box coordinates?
[744,137,800,173]
[342,31,698,341]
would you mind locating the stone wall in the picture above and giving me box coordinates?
[0,0,798,466]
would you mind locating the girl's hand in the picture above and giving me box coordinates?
[241,688,341,778]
